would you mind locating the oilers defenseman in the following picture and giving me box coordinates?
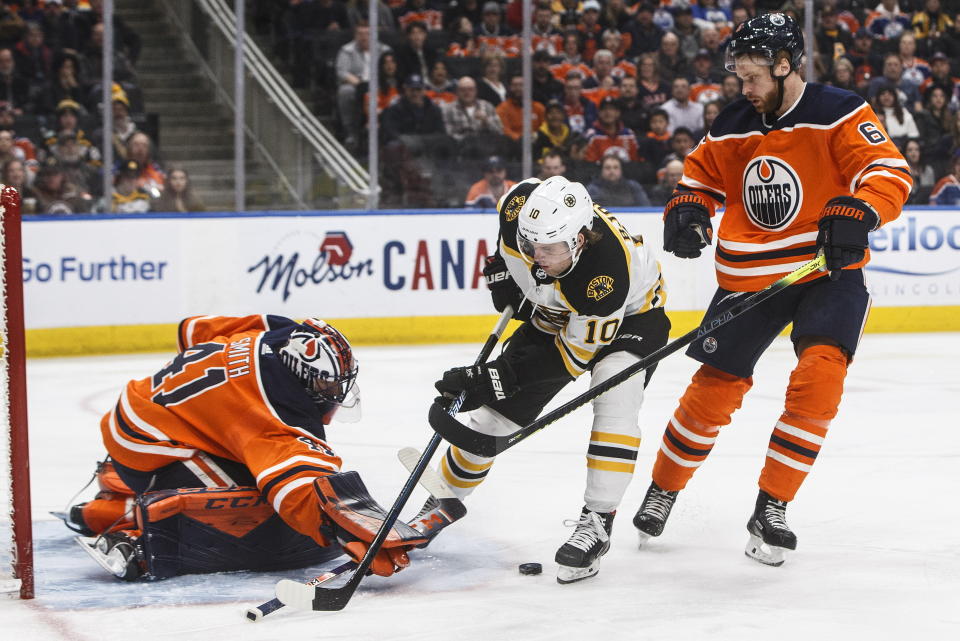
[632,13,910,566]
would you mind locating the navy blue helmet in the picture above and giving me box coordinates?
[725,13,805,72]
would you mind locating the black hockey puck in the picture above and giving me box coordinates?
[518,562,542,575]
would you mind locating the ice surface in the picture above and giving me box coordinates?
[2,334,959,640]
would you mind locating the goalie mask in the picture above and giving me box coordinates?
[516,176,595,279]
[277,319,360,424]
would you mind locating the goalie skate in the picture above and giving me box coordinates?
[75,531,145,581]
[396,447,467,548]
[555,507,614,584]
[744,491,797,567]
[407,495,467,548]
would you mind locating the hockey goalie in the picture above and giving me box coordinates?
[61,315,459,581]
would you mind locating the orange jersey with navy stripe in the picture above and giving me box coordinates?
[100,315,342,545]
[679,83,911,292]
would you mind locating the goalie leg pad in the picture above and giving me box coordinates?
[137,486,340,579]
[96,459,136,495]
[72,496,136,536]
[66,459,138,535]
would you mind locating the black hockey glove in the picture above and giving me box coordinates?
[434,358,519,412]
[663,191,713,259]
[483,254,533,320]
[816,196,880,280]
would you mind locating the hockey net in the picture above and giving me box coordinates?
[0,185,33,599]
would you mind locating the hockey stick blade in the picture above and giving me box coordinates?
[246,560,355,621]
[398,447,457,499]
[252,447,459,619]
[429,255,827,457]
[275,308,514,612]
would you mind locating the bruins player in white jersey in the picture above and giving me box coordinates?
[429,176,670,583]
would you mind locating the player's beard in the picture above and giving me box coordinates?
[748,86,778,114]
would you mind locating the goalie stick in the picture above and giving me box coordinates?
[274,307,514,612]
[245,447,463,621]
[429,254,828,457]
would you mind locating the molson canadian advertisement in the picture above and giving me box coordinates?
[20,209,959,354]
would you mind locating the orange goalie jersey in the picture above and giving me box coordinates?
[679,83,911,292]
[101,315,343,545]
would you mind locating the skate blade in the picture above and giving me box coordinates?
[556,560,600,584]
[74,535,129,578]
[744,533,788,567]
[637,530,652,549]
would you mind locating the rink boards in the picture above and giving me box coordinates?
[21,207,960,356]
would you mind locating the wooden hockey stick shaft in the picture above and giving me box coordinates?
[275,307,514,612]
[429,254,828,457]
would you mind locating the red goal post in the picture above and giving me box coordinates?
[1,185,33,599]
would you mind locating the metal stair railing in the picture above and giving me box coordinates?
[161,0,371,207]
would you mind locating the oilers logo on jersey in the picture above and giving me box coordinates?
[742,156,804,231]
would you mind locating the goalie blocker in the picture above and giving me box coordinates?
[314,471,427,576]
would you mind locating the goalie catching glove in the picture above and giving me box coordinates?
[817,196,880,280]
[435,358,519,412]
[314,471,427,577]
[663,191,713,259]
[483,254,533,320]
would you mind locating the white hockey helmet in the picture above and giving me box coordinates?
[277,318,361,424]
[516,176,594,276]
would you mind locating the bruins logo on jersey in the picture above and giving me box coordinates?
[586,275,615,301]
[504,195,526,221]
[742,156,803,231]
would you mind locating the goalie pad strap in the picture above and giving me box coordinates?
[313,471,427,548]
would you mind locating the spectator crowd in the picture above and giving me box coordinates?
[262,0,960,207]
[0,0,203,215]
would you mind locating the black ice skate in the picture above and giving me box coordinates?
[407,495,467,549]
[632,482,679,547]
[745,490,797,567]
[555,507,615,584]
[75,530,146,580]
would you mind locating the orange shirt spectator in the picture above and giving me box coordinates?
[465,156,516,208]
[582,97,639,163]
[582,86,620,108]
[397,0,443,31]
[496,76,546,141]
[551,61,594,82]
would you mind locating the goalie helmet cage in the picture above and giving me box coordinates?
[0,186,33,599]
